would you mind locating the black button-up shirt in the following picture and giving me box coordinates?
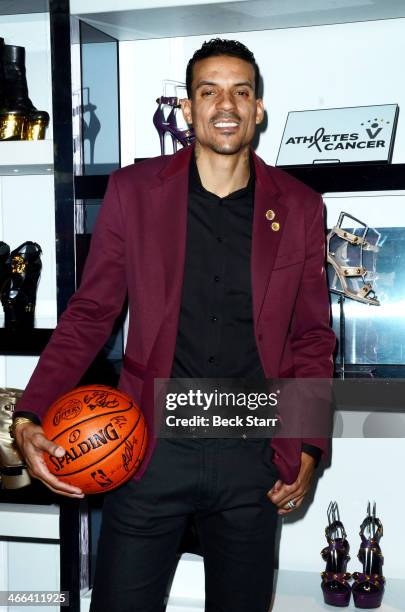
[170,153,266,384]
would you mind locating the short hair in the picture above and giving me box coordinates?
[186,38,260,98]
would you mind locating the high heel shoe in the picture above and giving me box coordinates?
[0,241,10,294]
[153,96,195,154]
[327,212,381,306]
[352,502,385,609]
[1,241,42,329]
[320,501,352,607]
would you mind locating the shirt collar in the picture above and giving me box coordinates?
[189,150,255,201]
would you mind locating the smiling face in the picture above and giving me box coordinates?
[182,54,264,157]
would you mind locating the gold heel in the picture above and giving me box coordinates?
[24,110,50,141]
[0,110,27,140]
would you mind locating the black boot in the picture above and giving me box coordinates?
[1,241,42,330]
[0,242,10,296]
[0,37,5,111]
[1,45,49,140]
[3,45,35,112]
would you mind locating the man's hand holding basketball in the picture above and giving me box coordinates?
[15,422,84,498]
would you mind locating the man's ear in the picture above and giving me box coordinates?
[255,98,265,125]
[181,98,193,125]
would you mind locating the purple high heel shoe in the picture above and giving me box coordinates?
[352,502,385,609]
[320,501,352,607]
[153,96,194,154]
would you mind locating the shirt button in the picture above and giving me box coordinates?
[214,275,220,282]
[208,356,215,363]
[211,316,218,322]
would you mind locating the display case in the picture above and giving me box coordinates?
[0,0,75,355]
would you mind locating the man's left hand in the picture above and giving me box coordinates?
[267,451,316,515]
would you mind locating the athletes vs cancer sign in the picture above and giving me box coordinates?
[276,104,398,166]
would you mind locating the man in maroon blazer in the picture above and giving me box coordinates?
[13,39,335,611]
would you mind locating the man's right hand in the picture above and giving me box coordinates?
[14,422,84,498]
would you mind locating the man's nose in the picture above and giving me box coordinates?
[216,90,236,111]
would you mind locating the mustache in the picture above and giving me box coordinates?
[211,113,241,123]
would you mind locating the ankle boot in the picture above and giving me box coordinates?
[0,45,49,141]
[1,241,42,330]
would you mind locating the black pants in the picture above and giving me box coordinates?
[90,437,279,612]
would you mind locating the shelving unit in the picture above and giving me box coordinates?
[0,3,85,611]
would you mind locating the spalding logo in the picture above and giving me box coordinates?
[53,399,82,426]
[68,429,81,444]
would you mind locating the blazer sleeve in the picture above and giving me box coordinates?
[15,172,128,420]
[289,194,336,458]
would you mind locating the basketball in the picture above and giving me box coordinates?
[42,385,148,494]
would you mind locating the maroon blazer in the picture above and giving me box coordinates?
[17,145,335,484]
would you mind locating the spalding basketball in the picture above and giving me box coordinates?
[42,385,148,494]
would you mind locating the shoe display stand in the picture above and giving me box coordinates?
[1,2,405,611]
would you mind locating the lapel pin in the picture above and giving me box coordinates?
[265,209,275,221]
[271,222,280,232]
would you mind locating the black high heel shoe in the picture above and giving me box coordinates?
[1,241,42,329]
[352,502,385,609]
[0,242,10,294]
[320,501,352,607]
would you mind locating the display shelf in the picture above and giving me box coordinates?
[0,1,48,16]
[272,569,403,612]
[75,163,405,201]
[0,503,59,539]
[281,163,405,193]
[80,566,405,612]
[70,0,405,41]
[333,374,405,412]
[0,140,54,176]
[0,328,52,355]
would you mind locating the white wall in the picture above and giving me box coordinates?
[120,18,405,165]
[119,17,405,582]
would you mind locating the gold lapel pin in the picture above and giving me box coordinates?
[271,222,280,232]
[265,209,275,221]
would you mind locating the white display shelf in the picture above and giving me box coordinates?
[0,140,53,176]
[80,566,405,611]
[0,503,59,540]
[71,0,405,41]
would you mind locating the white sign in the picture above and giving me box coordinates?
[276,104,398,166]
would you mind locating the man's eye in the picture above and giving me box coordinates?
[236,90,249,96]
[201,90,215,97]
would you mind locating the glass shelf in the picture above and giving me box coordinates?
[0,141,54,175]
[0,1,48,17]
[70,0,405,41]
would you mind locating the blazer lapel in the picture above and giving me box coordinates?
[251,151,290,326]
[141,146,194,389]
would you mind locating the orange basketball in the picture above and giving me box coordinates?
[42,385,148,494]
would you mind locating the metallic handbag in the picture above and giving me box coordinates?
[0,388,31,489]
